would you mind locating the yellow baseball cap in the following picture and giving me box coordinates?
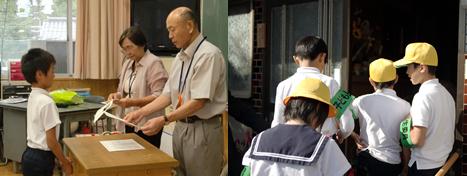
[393,42,438,68]
[369,58,396,82]
[283,78,337,117]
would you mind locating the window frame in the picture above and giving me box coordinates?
[0,0,76,79]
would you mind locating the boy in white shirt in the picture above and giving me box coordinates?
[351,58,411,175]
[242,78,351,176]
[20,48,73,176]
[393,43,455,175]
[272,36,354,142]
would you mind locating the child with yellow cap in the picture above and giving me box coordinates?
[393,43,455,175]
[242,78,351,176]
[350,58,411,175]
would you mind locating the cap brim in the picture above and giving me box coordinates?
[393,58,413,68]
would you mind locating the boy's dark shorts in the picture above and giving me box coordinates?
[21,147,56,176]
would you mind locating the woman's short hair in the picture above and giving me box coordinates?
[118,26,147,51]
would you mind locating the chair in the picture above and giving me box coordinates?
[435,151,460,176]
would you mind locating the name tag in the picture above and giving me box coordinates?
[331,89,355,120]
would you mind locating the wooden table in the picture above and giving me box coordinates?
[63,133,178,176]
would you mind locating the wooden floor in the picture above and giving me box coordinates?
[0,161,61,176]
[0,162,21,176]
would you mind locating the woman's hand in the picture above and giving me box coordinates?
[124,110,145,124]
[108,92,122,101]
[114,98,132,108]
[140,116,165,136]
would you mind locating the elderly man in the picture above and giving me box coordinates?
[124,7,226,176]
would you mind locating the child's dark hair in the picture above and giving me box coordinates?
[284,97,329,127]
[374,80,396,89]
[410,63,437,76]
[21,48,56,84]
[294,36,328,64]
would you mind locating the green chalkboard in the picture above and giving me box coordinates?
[201,0,228,60]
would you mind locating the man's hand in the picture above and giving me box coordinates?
[61,157,73,176]
[124,110,145,124]
[140,116,165,136]
[114,98,131,108]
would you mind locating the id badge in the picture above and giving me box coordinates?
[177,93,183,108]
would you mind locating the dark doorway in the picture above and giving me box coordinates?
[348,0,460,174]
[349,0,459,102]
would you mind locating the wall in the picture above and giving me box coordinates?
[463,54,467,175]
[51,79,119,98]
[251,0,266,118]
[50,56,174,99]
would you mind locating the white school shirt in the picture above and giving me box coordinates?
[26,87,61,151]
[351,88,410,164]
[409,79,455,169]
[271,67,354,138]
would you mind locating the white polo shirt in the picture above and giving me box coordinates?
[26,87,61,151]
[351,88,410,164]
[409,79,455,169]
[271,67,354,138]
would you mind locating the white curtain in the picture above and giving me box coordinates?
[75,0,130,79]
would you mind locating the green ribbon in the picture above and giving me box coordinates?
[400,117,415,148]
[241,166,251,176]
[331,89,355,120]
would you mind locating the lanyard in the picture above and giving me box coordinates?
[121,60,136,98]
[178,36,206,94]
[128,61,137,98]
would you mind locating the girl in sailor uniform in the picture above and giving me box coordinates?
[242,78,351,176]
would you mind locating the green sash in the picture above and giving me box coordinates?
[331,89,356,120]
[400,116,415,148]
[241,166,251,176]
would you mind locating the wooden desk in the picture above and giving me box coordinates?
[63,133,178,176]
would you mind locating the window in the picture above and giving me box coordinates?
[269,1,319,102]
[228,3,253,98]
[268,0,347,103]
[0,0,76,77]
